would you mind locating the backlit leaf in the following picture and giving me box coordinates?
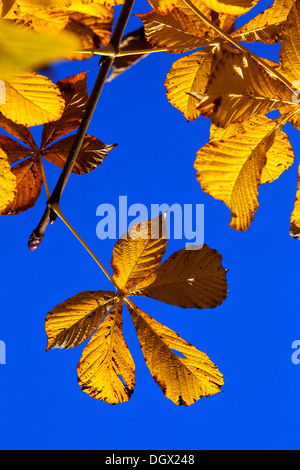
[198,0,259,15]
[64,11,113,60]
[45,290,116,351]
[194,115,293,231]
[0,147,16,213]
[0,113,37,148]
[43,134,117,175]
[280,0,300,83]
[290,164,300,239]
[233,0,293,44]
[1,157,43,215]
[130,244,228,309]
[138,7,215,53]
[0,133,33,164]
[41,72,89,149]
[77,300,136,404]
[111,214,168,292]
[0,71,66,127]
[165,48,214,121]
[192,51,294,127]
[128,300,224,406]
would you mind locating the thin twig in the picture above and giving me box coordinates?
[77,46,168,57]
[28,0,136,251]
[38,153,51,200]
[51,203,119,291]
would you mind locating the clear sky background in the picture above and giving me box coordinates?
[1,0,300,450]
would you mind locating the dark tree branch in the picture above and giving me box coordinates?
[28,0,136,251]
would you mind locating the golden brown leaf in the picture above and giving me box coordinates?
[64,11,113,60]
[198,0,259,15]
[194,115,294,231]
[0,71,66,127]
[127,300,224,406]
[165,48,214,121]
[0,113,37,148]
[290,163,300,239]
[41,72,89,149]
[233,0,293,44]
[43,134,117,175]
[111,214,168,292]
[130,244,228,309]
[0,133,34,164]
[192,51,294,127]
[10,4,70,32]
[1,157,43,215]
[280,0,300,83]
[147,0,211,17]
[0,147,16,212]
[77,300,136,404]
[138,7,215,53]
[45,290,117,351]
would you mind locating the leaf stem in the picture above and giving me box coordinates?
[28,0,136,250]
[77,47,168,57]
[182,0,295,94]
[50,202,120,292]
[38,153,51,200]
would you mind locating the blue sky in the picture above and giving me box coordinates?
[1,0,300,450]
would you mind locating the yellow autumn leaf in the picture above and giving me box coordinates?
[111,214,168,292]
[280,0,300,83]
[138,7,216,53]
[209,117,295,185]
[46,215,228,405]
[11,4,70,33]
[130,244,228,309]
[192,50,294,128]
[0,71,66,127]
[0,147,16,213]
[194,115,294,231]
[127,299,224,406]
[165,48,214,121]
[0,19,80,81]
[290,163,300,239]
[192,0,259,15]
[64,0,121,16]
[77,300,136,404]
[232,0,294,44]
[45,290,117,350]
[148,0,211,17]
